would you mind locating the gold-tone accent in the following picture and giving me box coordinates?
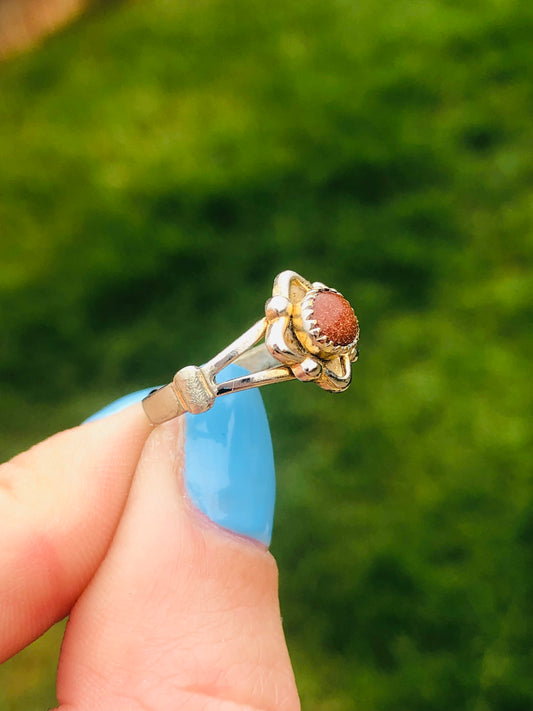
[142,269,359,424]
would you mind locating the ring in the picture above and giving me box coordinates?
[142,270,359,425]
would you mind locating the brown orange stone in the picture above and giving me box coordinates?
[312,291,358,346]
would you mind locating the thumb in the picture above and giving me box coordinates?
[56,367,300,711]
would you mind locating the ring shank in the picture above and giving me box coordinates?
[142,384,186,425]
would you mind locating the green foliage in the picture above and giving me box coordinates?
[1,0,532,708]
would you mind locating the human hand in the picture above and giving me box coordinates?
[0,373,300,710]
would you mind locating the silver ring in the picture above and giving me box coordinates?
[142,270,359,425]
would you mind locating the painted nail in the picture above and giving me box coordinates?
[184,364,276,546]
[84,388,157,423]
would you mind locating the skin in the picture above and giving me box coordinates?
[0,405,300,711]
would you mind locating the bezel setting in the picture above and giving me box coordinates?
[293,286,359,360]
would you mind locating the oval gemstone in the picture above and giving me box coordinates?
[312,291,358,346]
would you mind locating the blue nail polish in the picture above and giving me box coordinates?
[184,364,276,546]
[84,388,157,423]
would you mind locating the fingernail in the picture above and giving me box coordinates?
[184,364,276,546]
[84,388,158,423]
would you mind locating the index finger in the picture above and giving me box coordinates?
[0,401,152,662]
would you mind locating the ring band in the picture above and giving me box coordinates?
[142,270,359,425]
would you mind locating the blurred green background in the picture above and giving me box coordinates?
[1,0,532,709]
